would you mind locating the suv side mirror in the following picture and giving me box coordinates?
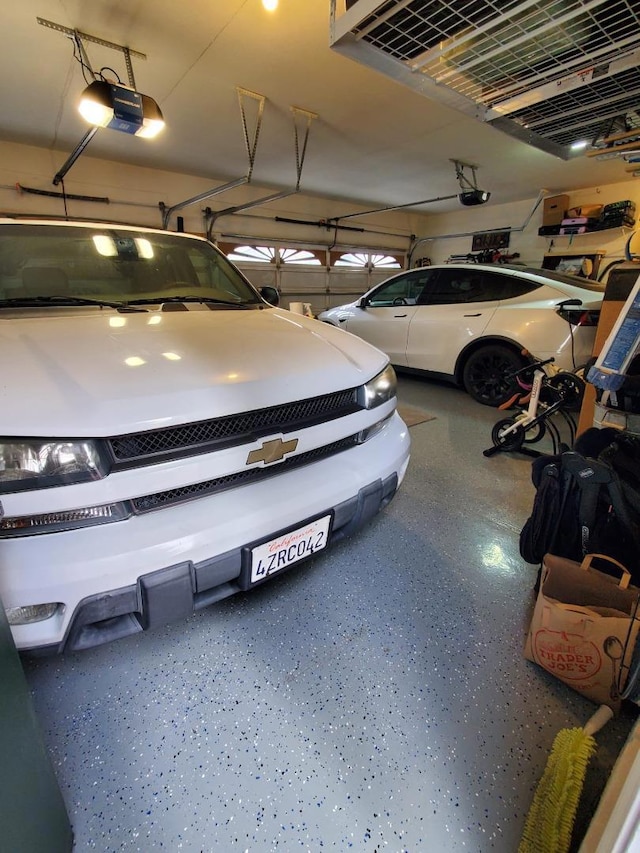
[357,296,368,309]
[260,286,279,306]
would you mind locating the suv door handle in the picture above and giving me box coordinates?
[394,313,408,318]
[464,313,482,317]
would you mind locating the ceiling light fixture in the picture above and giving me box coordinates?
[79,80,165,139]
[262,0,278,10]
[38,18,165,187]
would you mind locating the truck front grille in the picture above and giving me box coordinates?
[108,388,360,468]
[131,435,359,513]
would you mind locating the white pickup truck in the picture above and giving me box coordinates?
[0,218,410,653]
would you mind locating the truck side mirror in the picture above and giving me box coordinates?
[260,286,279,306]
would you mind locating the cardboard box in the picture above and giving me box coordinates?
[542,194,570,226]
[567,204,603,218]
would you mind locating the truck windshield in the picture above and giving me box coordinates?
[0,224,263,306]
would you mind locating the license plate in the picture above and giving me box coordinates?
[250,515,331,584]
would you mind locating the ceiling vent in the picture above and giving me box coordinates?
[331,0,640,159]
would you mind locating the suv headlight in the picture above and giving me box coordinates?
[0,440,108,493]
[359,364,397,409]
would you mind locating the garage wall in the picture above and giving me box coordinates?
[0,140,418,250]
[2,139,639,299]
[417,181,640,282]
[0,140,423,313]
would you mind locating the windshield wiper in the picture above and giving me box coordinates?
[126,296,251,308]
[0,295,128,309]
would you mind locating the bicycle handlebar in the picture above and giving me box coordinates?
[508,356,555,379]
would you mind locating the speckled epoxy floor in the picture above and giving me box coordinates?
[23,375,638,852]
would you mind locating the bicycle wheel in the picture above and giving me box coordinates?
[491,417,525,451]
[523,420,547,444]
[547,371,585,412]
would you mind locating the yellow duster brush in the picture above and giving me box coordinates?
[519,704,614,853]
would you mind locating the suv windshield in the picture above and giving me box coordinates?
[0,223,262,306]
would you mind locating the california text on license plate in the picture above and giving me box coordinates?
[250,515,331,584]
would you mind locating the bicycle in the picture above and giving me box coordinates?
[501,347,586,409]
[483,354,586,457]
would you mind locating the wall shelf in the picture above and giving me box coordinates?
[542,225,634,241]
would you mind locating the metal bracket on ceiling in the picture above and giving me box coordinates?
[451,160,481,191]
[161,88,268,229]
[237,87,266,184]
[204,105,318,239]
[37,17,146,86]
[291,106,318,191]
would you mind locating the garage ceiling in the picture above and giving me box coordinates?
[1,0,640,216]
[334,0,640,159]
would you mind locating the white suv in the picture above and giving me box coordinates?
[319,263,605,406]
[0,219,410,653]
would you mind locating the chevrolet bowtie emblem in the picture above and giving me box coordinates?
[246,437,298,466]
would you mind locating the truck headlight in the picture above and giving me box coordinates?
[359,364,397,409]
[0,440,108,493]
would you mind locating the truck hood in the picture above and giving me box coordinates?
[0,306,388,436]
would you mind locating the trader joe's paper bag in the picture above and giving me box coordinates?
[524,553,640,709]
